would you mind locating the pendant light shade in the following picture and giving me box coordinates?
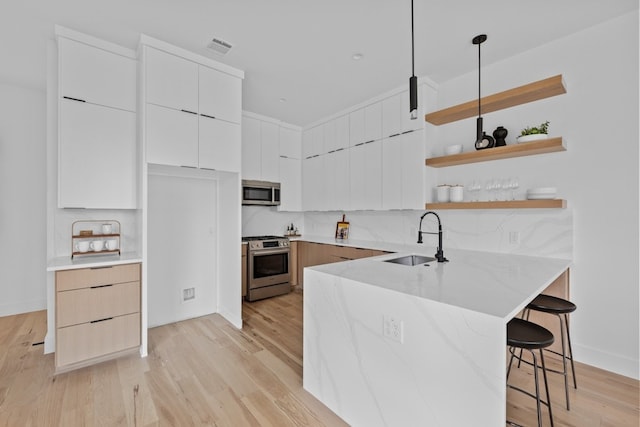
[409,0,417,119]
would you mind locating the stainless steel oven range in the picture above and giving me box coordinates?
[242,235,290,302]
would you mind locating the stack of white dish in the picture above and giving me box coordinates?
[526,187,557,200]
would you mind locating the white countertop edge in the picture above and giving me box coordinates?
[47,251,142,271]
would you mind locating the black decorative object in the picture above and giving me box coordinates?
[409,0,418,120]
[493,126,508,146]
[473,34,494,150]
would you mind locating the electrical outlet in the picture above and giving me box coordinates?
[509,231,520,245]
[183,287,195,301]
[383,315,404,343]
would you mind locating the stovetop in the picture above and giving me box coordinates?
[243,235,290,250]
[242,235,286,242]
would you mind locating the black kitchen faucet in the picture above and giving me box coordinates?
[417,211,448,262]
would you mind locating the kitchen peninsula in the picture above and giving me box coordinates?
[303,246,570,426]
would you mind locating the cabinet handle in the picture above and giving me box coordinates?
[401,130,414,134]
[200,113,216,119]
[89,266,113,270]
[364,140,375,144]
[90,284,113,289]
[63,96,86,103]
[90,317,113,324]
[181,109,198,115]
[354,142,365,147]
[181,165,197,169]
[389,133,401,138]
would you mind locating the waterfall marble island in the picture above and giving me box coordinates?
[302,246,570,426]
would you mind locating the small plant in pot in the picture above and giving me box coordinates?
[517,121,549,143]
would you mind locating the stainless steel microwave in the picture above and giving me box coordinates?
[242,180,281,206]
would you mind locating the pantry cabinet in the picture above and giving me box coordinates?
[55,263,141,372]
[57,33,138,209]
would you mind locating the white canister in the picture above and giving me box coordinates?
[101,223,113,234]
[436,185,450,202]
[449,185,464,202]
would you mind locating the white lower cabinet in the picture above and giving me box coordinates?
[58,98,137,209]
[199,117,240,172]
[146,103,198,167]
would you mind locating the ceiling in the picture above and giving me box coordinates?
[2,1,637,127]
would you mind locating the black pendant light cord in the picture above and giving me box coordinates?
[477,39,481,117]
[411,0,415,77]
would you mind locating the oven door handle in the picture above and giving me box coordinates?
[251,247,290,256]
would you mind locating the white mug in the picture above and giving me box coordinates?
[90,240,105,252]
[101,224,113,234]
[105,239,118,251]
[75,241,90,253]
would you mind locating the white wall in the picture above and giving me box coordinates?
[244,12,639,379]
[0,84,47,316]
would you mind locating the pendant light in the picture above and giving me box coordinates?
[409,0,417,120]
[473,34,495,150]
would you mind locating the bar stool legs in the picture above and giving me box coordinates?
[508,346,554,427]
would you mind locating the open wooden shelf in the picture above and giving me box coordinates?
[425,75,566,125]
[426,137,565,168]
[426,199,566,210]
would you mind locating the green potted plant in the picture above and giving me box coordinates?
[517,121,549,143]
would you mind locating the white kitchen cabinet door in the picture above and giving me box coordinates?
[335,114,350,150]
[59,37,136,112]
[382,93,403,139]
[241,116,262,180]
[279,126,301,159]
[349,108,365,146]
[145,47,198,114]
[325,149,350,211]
[323,119,338,153]
[362,140,382,210]
[59,98,137,209]
[364,102,382,143]
[302,155,326,211]
[302,125,324,158]
[349,143,366,209]
[278,156,302,212]
[382,135,403,209]
[146,103,198,167]
[260,121,280,182]
[199,117,240,172]
[199,65,242,124]
[401,130,425,209]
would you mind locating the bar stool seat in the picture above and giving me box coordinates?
[507,318,555,427]
[525,294,577,410]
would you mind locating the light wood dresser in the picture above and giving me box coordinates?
[55,262,141,373]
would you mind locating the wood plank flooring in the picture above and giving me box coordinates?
[0,289,638,426]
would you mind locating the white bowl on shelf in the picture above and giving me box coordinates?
[444,144,463,155]
[517,134,549,143]
[526,187,557,200]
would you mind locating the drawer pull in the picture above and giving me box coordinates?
[89,266,113,270]
[90,317,113,324]
[90,284,113,289]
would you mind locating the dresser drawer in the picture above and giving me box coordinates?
[56,313,140,368]
[56,281,140,328]
[56,263,140,291]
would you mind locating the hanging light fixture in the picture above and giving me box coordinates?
[409,0,417,120]
[473,34,495,150]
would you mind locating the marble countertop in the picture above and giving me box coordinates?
[47,251,142,271]
[307,242,571,321]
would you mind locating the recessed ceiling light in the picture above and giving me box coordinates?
[352,53,364,61]
[279,97,287,103]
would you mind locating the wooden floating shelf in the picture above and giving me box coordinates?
[425,199,566,210]
[425,75,566,125]
[426,137,565,168]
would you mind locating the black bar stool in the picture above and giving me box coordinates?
[522,294,577,410]
[507,318,555,427]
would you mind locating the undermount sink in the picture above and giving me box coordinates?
[384,254,436,266]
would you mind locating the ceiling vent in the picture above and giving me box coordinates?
[207,38,232,55]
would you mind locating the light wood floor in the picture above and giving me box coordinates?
[0,289,638,426]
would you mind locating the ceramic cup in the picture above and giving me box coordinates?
[75,241,90,253]
[101,224,113,234]
[90,240,105,252]
[436,185,450,202]
[105,239,118,251]
[449,185,464,202]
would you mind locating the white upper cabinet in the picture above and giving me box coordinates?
[142,39,243,172]
[199,65,241,124]
[278,157,301,212]
[382,93,403,138]
[349,108,365,146]
[335,115,350,150]
[350,102,382,146]
[303,125,324,158]
[241,116,262,180]
[59,37,136,112]
[145,47,198,113]
[279,126,301,159]
[260,121,280,183]
[349,140,382,211]
[325,148,350,211]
